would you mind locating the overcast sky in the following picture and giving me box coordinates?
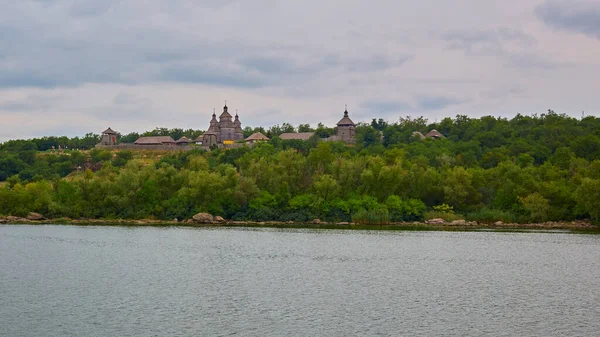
[1,0,599,141]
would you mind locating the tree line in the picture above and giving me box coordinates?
[1,111,600,224]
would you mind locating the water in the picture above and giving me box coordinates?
[1,225,599,337]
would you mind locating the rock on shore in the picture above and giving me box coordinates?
[190,213,227,224]
[27,212,45,221]
[192,213,214,223]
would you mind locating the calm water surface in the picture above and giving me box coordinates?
[1,225,599,336]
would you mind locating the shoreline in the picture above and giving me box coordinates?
[1,217,598,233]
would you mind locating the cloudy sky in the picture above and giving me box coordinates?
[1,0,599,141]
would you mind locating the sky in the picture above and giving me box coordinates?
[0,0,599,141]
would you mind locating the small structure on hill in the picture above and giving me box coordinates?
[134,136,176,145]
[412,131,426,140]
[334,106,356,143]
[425,129,445,139]
[278,107,356,144]
[279,132,315,141]
[246,132,269,144]
[100,127,118,146]
[175,136,192,146]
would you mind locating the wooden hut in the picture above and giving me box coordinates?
[425,129,445,139]
[100,127,118,146]
[245,132,270,144]
[175,136,192,146]
[133,136,176,145]
[279,132,315,141]
[412,131,426,140]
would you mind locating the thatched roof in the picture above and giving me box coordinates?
[134,136,176,145]
[246,132,269,141]
[425,129,445,139]
[102,127,117,134]
[412,131,426,140]
[279,132,315,141]
[176,136,192,144]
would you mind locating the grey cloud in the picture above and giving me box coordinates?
[507,53,560,69]
[442,28,536,52]
[113,93,147,105]
[159,64,267,88]
[416,96,466,110]
[360,95,466,114]
[346,55,411,72]
[0,94,64,112]
[536,0,600,39]
[0,1,415,90]
[69,2,114,17]
[441,27,562,70]
[239,56,298,75]
[360,100,413,113]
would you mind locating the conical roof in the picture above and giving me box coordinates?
[246,132,269,141]
[425,129,445,139]
[176,136,192,144]
[412,131,425,139]
[337,108,355,126]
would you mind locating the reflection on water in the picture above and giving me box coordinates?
[1,225,599,337]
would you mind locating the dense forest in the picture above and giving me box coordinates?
[1,111,600,224]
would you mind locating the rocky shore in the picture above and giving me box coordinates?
[0,212,597,231]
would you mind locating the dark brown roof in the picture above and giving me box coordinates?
[102,127,117,134]
[176,136,192,144]
[246,132,270,141]
[219,105,232,119]
[134,136,176,145]
[337,116,355,126]
[337,109,355,126]
[279,132,315,141]
[219,111,233,119]
[425,130,445,139]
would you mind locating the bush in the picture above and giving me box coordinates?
[424,210,463,222]
[352,209,390,225]
[465,208,520,224]
[385,196,426,222]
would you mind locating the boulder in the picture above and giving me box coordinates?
[494,221,504,226]
[426,218,446,224]
[0,219,6,224]
[312,218,321,224]
[450,220,466,225]
[7,216,20,222]
[27,212,45,221]
[214,216,225,223]
[192,213,214,223]
[173,218,178,223]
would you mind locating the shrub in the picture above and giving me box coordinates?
[465,208,520,224]
[424,210,463,222]
[352,209,390,225]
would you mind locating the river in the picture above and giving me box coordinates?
[1,225,599,336]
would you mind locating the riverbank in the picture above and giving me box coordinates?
[1,215,598,233]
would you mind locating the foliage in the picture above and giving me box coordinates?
[352,209,390,225]
[0,112,600,224]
